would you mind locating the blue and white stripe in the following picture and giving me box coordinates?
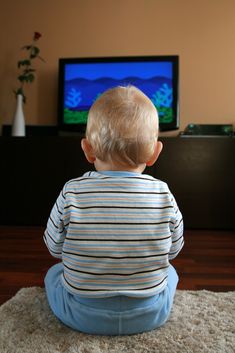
[44,171,184,297]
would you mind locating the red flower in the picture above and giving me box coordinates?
[15,32,44,103]
[34,32,42,41]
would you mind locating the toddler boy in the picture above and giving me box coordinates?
[44,85,184,335]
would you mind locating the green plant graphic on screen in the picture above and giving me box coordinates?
[151,83,173,123]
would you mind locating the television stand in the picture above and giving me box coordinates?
[2,124,58,137]
[0,135,234,229]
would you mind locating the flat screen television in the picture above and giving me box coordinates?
[58,56,179,133]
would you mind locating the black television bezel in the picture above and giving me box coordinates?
[58,55,179,133]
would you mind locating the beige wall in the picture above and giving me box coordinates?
[1,0,235,136]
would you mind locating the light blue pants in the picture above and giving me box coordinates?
[44,263,178,335]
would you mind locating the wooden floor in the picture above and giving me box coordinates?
[0,226,235,305]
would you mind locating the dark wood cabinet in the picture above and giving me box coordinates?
[1,136,234,229]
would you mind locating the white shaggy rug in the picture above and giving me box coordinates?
[0,287,234,353]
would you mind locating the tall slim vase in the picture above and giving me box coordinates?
[12,94,26,136]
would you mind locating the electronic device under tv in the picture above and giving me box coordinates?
[182,123,234,136]
[58,56,179,133]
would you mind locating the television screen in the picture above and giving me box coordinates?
[58,56,179,132]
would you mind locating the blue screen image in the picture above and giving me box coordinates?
[63,61,174,124]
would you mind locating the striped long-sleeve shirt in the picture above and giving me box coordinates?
[44,171,184,298]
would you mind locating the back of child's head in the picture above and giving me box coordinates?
[86,85,159,167]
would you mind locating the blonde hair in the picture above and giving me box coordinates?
[86,85,159,167]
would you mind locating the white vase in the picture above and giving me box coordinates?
[12,94,26,136]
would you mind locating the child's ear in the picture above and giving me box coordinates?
[81,138,96,164]
[146,141,163,167]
